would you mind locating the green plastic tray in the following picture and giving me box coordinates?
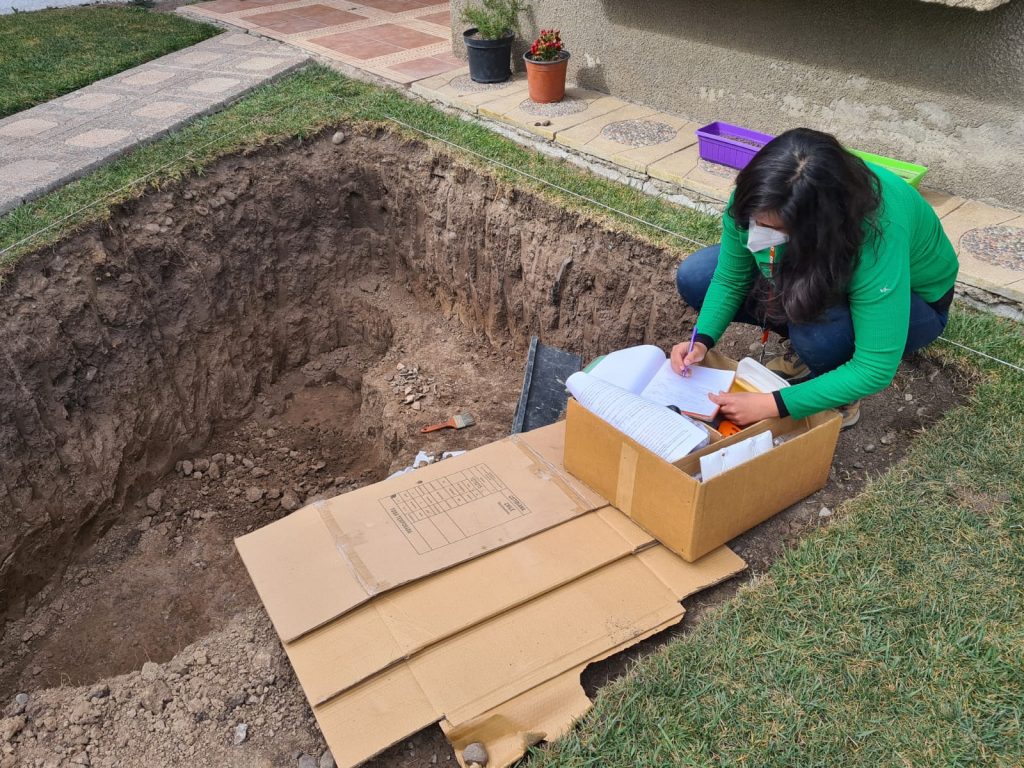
[850,148,929,188]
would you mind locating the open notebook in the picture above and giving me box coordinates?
[586,345,736,421]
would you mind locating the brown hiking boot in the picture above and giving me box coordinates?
[838,400,861,430]
[766,341,811,382]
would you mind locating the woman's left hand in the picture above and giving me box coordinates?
[708,391,779,426]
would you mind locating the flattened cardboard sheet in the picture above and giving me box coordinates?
[238,421,747,768]
[286,508,655,705]
[236,424,606,642]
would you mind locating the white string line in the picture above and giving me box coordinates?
[936,337,1024,375]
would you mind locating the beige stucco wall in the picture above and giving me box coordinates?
[450,0,1024,208]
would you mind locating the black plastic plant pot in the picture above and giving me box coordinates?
[463,28,514,83]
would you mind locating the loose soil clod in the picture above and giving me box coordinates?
[0,126,969,768]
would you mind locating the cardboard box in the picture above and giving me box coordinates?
[563,352,842,562]
[236,422,746,767]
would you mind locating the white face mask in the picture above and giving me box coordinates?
[747,218,789,253]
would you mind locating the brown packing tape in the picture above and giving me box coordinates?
[234,504,369,643]
[614,442,639,515]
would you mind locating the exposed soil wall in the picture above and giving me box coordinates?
[0,127,685,622]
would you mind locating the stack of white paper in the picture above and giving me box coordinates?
[566,371,710,463]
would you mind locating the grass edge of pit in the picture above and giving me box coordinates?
[0,64,720,281]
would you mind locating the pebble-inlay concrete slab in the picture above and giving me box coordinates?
[0,32,309,215]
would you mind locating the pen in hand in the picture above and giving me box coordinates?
[682,328,698,377]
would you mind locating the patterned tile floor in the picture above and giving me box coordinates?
[181,0,460,84]
[411,67,1024,301]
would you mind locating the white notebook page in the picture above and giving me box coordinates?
[587,345,667,394]
[639,360,736,419]
[566,371,709,463]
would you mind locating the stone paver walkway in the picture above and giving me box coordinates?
[180,0,459,85]
[0,32,309,215]
[412,67,1024,305]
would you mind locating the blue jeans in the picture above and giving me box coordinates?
[675,245,950,375]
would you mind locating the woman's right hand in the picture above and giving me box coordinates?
[670,340,708,376]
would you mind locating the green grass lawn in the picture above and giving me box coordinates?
[0,6,220,118]
[0,65,1021,765]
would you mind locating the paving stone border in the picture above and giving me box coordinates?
[0,32,309,216]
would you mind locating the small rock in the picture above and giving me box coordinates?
[245,487,265,503]
[333,476,346,486]
[146,489,164,513]
[193,471,204,480]
[12,693,28,715]
[181,460,194,476]
[852,461,865,470]
[265,428,277,439]
[397,363,406,371]
[141,661,161,681]
[251,467,270,478]
[319,751,336,768]
[138,516,152,532]
[312,461,327,471]
[207,462,222,480]
[1,714,26,743]
[412,400,422,411]
[280,490,300,511]
[818,507,833,518]
[863,444,876,453]
[880,433,895,446]
[69,701,98,725]
[69,752,90,767]
[139,681,172,715]
[534,119,552,127]
[904,393,914,401]
[86,684,109,701]
[233,723,249,746]
[298,754,318,768]
[331,131,346,145]
[195,458,210,472]
[266,488,282,500]
[463,743,488,766]
[242,458,255,469]
[916,406,928,418]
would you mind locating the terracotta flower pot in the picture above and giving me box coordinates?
[523,51,570,103]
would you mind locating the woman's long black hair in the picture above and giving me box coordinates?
[730,127,882,325]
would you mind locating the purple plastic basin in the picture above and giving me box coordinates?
[695,121,775,170]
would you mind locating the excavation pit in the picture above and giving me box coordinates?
[0,126,968,767]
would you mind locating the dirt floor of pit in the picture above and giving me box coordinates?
[0,127,971,768]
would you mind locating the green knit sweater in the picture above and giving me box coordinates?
[696,163,959,419]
